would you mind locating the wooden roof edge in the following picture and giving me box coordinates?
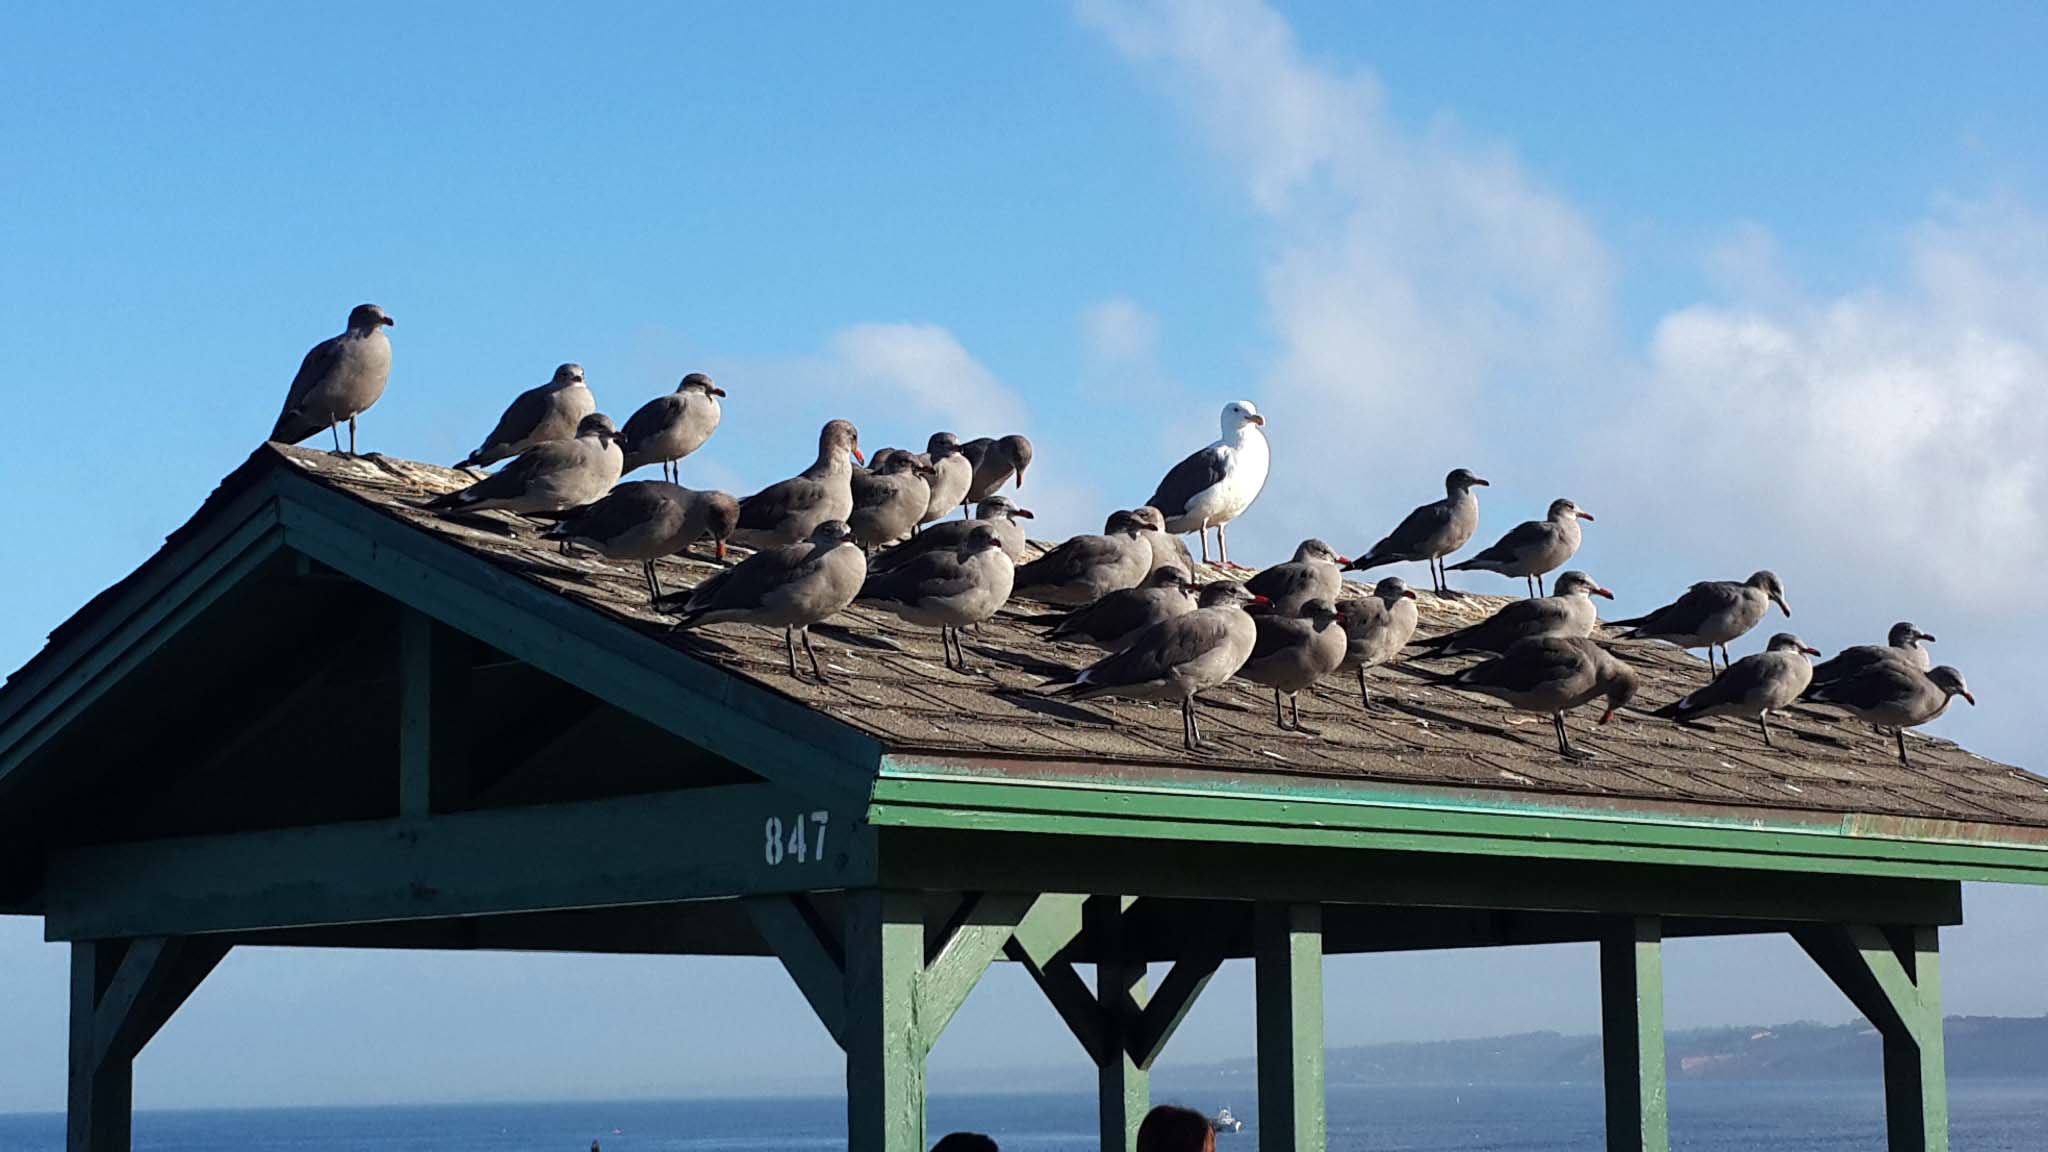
[0,444,887,811]
[870,754,2048,885]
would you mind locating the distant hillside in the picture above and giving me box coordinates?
[1189,1016,2048,1086]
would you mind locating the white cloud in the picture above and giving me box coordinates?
[825,322,1030,434]
[1084,0,2046,761]
[1082,297,1161,369]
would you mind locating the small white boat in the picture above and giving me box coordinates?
[1210,1106,1243,1134]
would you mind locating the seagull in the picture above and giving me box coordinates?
[661,520,867,682]
[270,303,394,455]
[1338,577,1420,709]
[1612,570,1790,678]
[542,481,740,602]
[919,433,974,526]
[1123,505,1200,579]
[1042,581,1266,752]
[848,453,934,552]
[1804,622,1937,700]
[869,496,1034,573]
[425,413,624,517]
[1345,468,1488,595]
[857,524,1017,672]
[1806,663,1976,766]
[1415,570,1613,656]
[1238,598,1349,732]
[1036,566,1198,652]
[1447,498,1592,597]
[960,434,1033,508]
[1011,510,1153,605]
[732,419,863,549]
[620,372,724,482]
[1244,539,1350,616]
[1653,632,1821,748]
[1145,401,1270,568]
[1443,636,1639,760]
[458,363,596,470]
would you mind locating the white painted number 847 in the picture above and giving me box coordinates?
[764,811,831,866]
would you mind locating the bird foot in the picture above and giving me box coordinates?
[1281,722,1323,737]
[1560,746,1597,761]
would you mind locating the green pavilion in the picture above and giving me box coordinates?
[3,445,2045,1152]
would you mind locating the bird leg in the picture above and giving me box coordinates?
[1357,666,1372,711]
[642,560,663,604]
[1272,688,1285,728]
[1719,643,1732,668]
[1554,712,1593,760]
[1537,573,1547,597]
[1758,712,1775,749]
[1181,697,1198,751]
[1197,528,1212,566]
[1895,727,1910,767]
[802,628,830,683]
[784,627,801,678]
[1220,525,1232,568]
[1287,691,1318,736]
[349,415,359,456]
[328,420,343,454]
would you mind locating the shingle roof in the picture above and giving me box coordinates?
[214,445,2044,834]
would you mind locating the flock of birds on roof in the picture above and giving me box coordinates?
[268,304,1978,764]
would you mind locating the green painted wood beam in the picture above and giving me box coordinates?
[879,828,1963,927]
[868,773,2048,886]
[1090,896,1149,1152]
[1129,952,1221,1071]
[845,889,926,1152]
[745,894,848,1048]
[274,480,879,806]
[1003,942,1109,1066]
[45,783,876,939]
[1009,893,1088,969]
[1255,903,1326,1152]
[1600,917,1669,1152]
[67,936,228,1152]
[917,892,1038,1047]
[396,610,469,817]
[1798,924,1948,1151]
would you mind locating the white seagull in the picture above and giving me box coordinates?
[1145,400,1270,568]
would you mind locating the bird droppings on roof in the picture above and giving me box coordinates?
[27,442,2044,832]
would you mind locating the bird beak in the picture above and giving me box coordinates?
[1335,554,1355,565]
[1962,690,1977,706]
[1920,631,1938,643]
[715,539,727,561]
[1474,477,1491,487]
[1249,414,1267,426]
[1401,589,1418,600]
[1774,596,1791,616]
[1014,467,1026,489]
[1599,707,1616,725]
[851,447,866,464]
[1012,507,1035,519]
[709,386,727,397]
[1250,594,1271,606]
[381,316,396,326]
[1802,645,1822,656]
[1576,510,1595,522]
[1594,586,1615,599]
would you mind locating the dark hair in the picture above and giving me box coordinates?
[930,1133,999,1152]
[1136,1105,1214,1152]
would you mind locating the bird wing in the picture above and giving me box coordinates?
[272,333,346,439]
[1243,562,1310,604]
[553,482,670,542]
[1248,614,1312,663]
[1082,610,1230,686]
[682,543,817,613]
[1622,581,1735,638]
[1015,534,1120,588]
[1806,644,1901,689]
[471,384,557,456]
[1459,519,1551,567]
[860,549,979,607]
[738,476,824,531]
[1806,657,1919,710]
[621,393,683,449]
[1368,500,1453,561]
[1458,638,1587,694]
[429,441,577,507]
[1146,444,1229,518]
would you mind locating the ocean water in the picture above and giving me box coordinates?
[0,1080,2042,1150]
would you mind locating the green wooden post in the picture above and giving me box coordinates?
[1600,916,1669,1152]
[1883,927,1947,1152]
[67,942,131,1152]
[845,890,926,1152]
[1254,903,1325,1152]
[1089,895,1148,1152]
[397,609,467,817]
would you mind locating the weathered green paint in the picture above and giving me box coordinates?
[917,892,1037,1048]
[745,895,847,1048]
[879,828,1964,927]
[275,481,881,805]
[1090,896,1149,1152]
[1255,903,1325,1152]
[45,783,876,939]
[1009,893,1088,968]
[1799,925,1948,1151]
[68,937,228,1152]
[844,890,926,1152]
[1,501,283,795]
[868,773,2048,885]
[1006,942,1109,1066]
[1600,917,1669,1152]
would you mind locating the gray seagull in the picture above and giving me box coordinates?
[732,419,864,549]
[1011,510,1153,605]
[1035,566,1198,652]
[1804,621,1937,700]
[1338,577,1420,709]
[1447,498,1593,597]
[542,480,740,602]
[1443,636,1639,760]
[1238,598,1349,732]
[960,434,1034,509]
[426,413,623,517]
[1613,570,1791,677]
[1346,468,1489,595]
[848,453,935,552]
[1042,581,1267,752]
[270,303,394,455]
[1653,632,1821,748]
[869,496,1034,574]
[662,520,867,682]
[1806,662,1976,766]
[856,523,1017,672]
[1244,539,1351,616]
[458,363,595,470]
[1416,570,1613,657]
[620,372,724,482]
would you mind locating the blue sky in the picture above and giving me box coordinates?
[4,0,2047,1112]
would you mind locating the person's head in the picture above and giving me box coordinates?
[1137,1105,1215,1152]
[930,1133,999,1152]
